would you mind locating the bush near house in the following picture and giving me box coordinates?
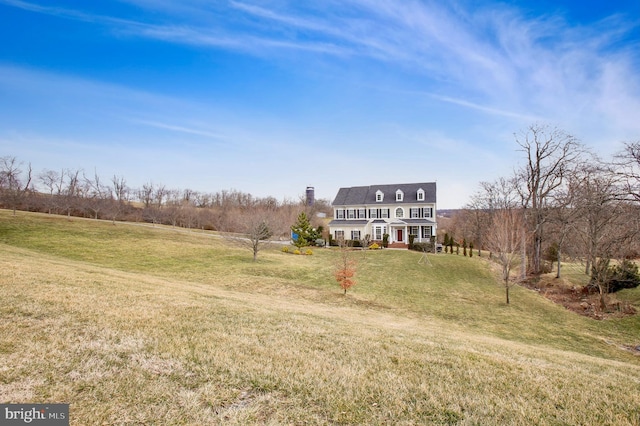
[330,239,361,248]
[410,242,432,252]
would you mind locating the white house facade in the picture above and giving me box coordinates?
[329,182,437,247]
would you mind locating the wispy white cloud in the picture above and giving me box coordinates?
[4,1,639,140]
[0,0,148,29]
[134,24,353,56]
[130,120,226,140]
[206,0,640,139]
[428,94,542,122]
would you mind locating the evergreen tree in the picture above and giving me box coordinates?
[291,211,319,246]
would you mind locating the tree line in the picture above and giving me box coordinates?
[441,124,640,304]
[0,156,330,241]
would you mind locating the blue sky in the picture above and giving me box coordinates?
[1,0,639,208]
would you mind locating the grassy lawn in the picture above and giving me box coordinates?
[1,210,639,425]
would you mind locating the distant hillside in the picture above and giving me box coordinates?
[437,208,460,218]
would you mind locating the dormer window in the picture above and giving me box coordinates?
[376,190,384,202]
[417,188,425,201]
[396,189,404,202]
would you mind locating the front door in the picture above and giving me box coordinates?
[397,229,403,242]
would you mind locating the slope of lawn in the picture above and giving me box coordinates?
[1,210,639,425]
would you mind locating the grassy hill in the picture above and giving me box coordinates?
[1,210,639,425]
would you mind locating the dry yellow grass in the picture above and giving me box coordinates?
[1,211,640,424]
[0,245,639,425]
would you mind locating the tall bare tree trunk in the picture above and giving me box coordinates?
[556,247,562,279]
[520,225,527,280]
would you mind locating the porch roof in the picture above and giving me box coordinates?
[328,219,368,226]
[387,219,436,226]
[402,218,437,225]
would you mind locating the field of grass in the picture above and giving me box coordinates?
[1,210,639,425]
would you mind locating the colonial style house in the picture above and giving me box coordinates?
[329,182,437,247]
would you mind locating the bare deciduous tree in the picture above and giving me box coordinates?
[142,184,167,225]
[59,169,82,218]
[614,141,640,203]
[485,208,527,304]
[224,206,282,261]
[38,169,61,214]
[468,177,521,269]
[83,170,109,219]
[572,163,622,276]
[514,124,583,275]
[546,161,589,278]
[106,175,129,224]
[138,182,155,209]
[464,195,492,257]
[0,156,32,215]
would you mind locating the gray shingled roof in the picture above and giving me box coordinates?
[332,182,436,206]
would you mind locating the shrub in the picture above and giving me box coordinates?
[293,249,301,255]
[281,246,289,253]
[410,242,431,253]
[369,243,380,250]
[589,259,640,293]
[382,234,389,248]
[293,235,308,250]
[609,260,640,292]
[540,261,553,274]
[544,243,558,263]
[305,249,313,255]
